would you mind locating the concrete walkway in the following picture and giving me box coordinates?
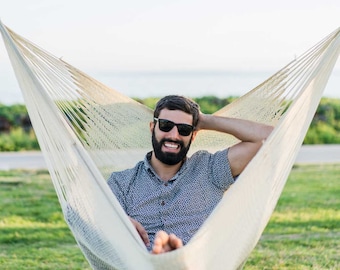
[0,145,339,170]
[295,144,340,164]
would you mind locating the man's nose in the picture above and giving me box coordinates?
[167,125,181,138]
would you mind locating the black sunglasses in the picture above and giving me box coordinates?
[154,118,194,136]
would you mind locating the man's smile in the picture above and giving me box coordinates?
[163,141,181,152]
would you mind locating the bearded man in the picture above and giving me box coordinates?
[107,95,273,254]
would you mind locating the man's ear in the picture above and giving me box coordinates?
[191,130,198,142]
[150,121,155,133]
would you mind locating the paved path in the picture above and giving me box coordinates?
[295,144,340,164]
[0,145,339,170]
[0,151,47,170]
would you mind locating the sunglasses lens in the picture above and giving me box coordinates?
[158,119,174,132]
[177,125,193,136]
[156,119,193,136]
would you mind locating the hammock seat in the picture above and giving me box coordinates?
[1,21,339,269]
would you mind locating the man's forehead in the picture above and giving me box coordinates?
[158,109,193,123]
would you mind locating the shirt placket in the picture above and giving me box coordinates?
[159,180,173,230]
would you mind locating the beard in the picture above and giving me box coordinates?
[152,130,192,165]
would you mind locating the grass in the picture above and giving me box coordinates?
[0,170,90,270]
[0,164,339,269]
[245,163,340,269]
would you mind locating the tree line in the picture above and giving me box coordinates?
[0,96,339,151]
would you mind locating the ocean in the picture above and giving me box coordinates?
[1,69,339,104]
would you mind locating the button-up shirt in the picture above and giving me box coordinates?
[107,149,235,248]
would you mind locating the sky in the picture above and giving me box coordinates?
[0,0,340,103]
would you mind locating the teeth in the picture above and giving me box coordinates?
[164,142,179,149]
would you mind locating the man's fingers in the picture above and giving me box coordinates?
[152,231,183,254]
[155,230,169,243]
[129,217,150,246]
[169,233,183,249]
[152,231,168,254]
[136,223,150,246]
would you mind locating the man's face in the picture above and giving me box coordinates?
[152,109,195,165]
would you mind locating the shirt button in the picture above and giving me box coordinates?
[161,200,165,206]
[164,183,168,186]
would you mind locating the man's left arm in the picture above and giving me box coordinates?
[196,114,273,177]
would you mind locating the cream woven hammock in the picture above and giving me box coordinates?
[1,21,339,269]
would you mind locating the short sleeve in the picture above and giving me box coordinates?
[210,148,235,190]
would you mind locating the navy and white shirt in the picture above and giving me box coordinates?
[107,149,235,248]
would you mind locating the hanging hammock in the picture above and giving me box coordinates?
[1,21,339,269]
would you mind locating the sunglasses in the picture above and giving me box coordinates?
[154,118,194,136]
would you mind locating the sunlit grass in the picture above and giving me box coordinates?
[0,170,91,269]
[0,164,339,269]
[245,163,340,269]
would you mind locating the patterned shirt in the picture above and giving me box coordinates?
[107,149,235,249]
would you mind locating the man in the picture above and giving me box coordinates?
[107,95,273,254]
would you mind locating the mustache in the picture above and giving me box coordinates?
[160,138,184,148]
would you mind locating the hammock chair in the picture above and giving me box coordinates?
[1,21,339,269]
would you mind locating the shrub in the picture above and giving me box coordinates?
[0,128,39,151]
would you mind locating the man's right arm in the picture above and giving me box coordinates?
[129,216,150,247]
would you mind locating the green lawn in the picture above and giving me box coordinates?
[245,163,340,269]
[0,164,339,269]
[0,170,90,270]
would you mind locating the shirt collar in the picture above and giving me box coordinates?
[143,151,188,180]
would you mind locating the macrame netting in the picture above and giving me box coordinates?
[1,21,339,269]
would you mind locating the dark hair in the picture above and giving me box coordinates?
[153,95,200,127]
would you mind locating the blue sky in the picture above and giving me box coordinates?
[0,0,339,102]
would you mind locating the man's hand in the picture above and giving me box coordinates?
[152,230,183,254]
[129,217,150,247]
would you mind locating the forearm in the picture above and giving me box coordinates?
[197,114,273,143]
